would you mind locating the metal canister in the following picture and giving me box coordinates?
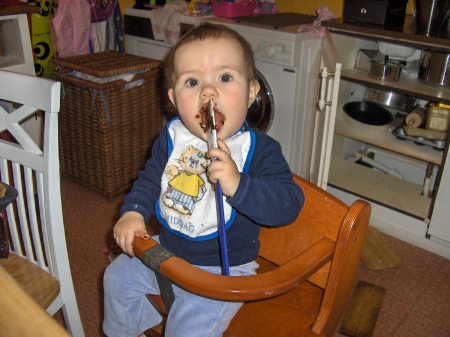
[419,51,450,87]
[426,103,450,131]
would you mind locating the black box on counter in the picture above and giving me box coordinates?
[343,0,408,29]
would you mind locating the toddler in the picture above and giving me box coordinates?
[103,22,304,337]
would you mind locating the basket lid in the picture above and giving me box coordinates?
[55,51,161,77]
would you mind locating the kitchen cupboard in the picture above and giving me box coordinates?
[318,16,450,255]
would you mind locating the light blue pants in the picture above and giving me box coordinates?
[103,250,258,337]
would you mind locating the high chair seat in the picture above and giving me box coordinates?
[226,275,325,337]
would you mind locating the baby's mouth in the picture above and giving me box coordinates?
[197,102,225,134]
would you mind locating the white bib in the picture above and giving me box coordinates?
[156,118,254,240]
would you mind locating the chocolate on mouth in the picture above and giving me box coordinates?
[197,102,225,133]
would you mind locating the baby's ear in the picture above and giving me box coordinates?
[168,88,176,107]
[248,79,260,106]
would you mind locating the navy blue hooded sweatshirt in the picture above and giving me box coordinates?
[120,119,304,266]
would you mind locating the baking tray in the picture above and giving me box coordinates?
[392,127,446,151]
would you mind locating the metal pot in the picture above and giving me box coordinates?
[368,59,403,82]
[365,88,416,112]
[419,50,450,87]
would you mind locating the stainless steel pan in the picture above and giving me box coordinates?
[365,88,416,112]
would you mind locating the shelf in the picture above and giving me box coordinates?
[341,68,450,105]
[328,143,432,220]
[323,15,450,53]
[0,3,39,16]
[335,111,443,165]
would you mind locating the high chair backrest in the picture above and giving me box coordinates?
[0,70,84,336]
[258,175,370,335]
[259,175,349,286]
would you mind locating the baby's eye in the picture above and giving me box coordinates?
[197,152,204,158]
[220,73,232,83]
[185,78,198,87]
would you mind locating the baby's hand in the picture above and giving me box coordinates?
[207,138,240,197]
[113,211,149,256]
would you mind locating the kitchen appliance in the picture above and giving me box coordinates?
[415,0,450,37]
[355,49,385,71]
[343,0,408,29]
[124,9,324,177]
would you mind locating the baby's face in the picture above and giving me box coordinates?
[168,37,259,141]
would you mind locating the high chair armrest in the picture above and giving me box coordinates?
[133,236,335,301]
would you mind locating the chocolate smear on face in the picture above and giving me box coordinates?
[198,101,225,133]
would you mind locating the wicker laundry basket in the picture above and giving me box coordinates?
[53,51,163,199]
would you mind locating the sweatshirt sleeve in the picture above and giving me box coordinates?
[227,133,304,227]
[120,127,168,223]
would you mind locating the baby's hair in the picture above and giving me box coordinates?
[163,22,257,91]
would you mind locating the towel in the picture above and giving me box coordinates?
[149,0,188,45]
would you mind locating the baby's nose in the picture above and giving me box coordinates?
[200,84,217,100]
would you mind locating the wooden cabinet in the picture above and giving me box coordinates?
[321,16,450,249]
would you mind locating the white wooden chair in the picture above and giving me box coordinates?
[0,70,85,337]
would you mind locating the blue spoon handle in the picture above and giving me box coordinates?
[215,181,229,276]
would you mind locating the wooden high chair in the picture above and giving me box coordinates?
[133,174,371,337]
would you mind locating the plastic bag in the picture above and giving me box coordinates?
[52,0,91,57]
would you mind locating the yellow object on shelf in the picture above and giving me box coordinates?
[426,103,450,132]
[436,102,450,109]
